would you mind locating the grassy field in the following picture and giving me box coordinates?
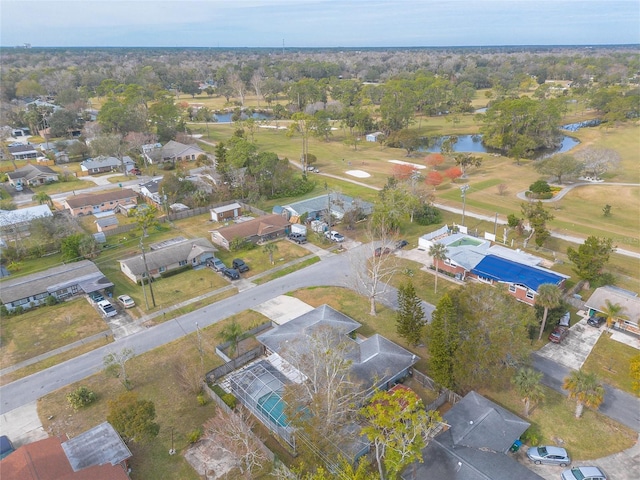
[38,309,271,480]
[582,332,640,396]
[0,297,109,369]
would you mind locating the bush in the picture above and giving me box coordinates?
[507,213,521,228]
[529,180,551,194]
[67,386,97,411]
[222,393,237,409]
[197,393,208,406]
[187,428,202,444]
[520,424,541,446]
[160,265,191,278]
[45,295,58,306]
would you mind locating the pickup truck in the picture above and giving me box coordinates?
[97,299,117,317]
[325,230,345,242]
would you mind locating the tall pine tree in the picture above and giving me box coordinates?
[426,293,459,390]
[396,281,425,346]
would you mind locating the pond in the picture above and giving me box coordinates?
[213,112,273,123]
[420,134,580,157]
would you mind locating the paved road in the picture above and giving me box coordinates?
[0,244,407,414]
[532,353,640,432]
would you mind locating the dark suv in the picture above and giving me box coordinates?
[223,267,240,280]
[587,315,606,328]
[232,259,249,273]
[288,232,307,244]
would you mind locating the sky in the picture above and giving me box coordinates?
[1,0,639,48]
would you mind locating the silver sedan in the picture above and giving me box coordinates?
[526,445,571,466]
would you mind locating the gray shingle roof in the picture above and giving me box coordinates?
[7,164,57,182]
[0,204,52,228]
[118,237,216,275]
[81,155,134,170]
[279,193,373,219]
[0,260,108,303]
[401,391,541,480]
[257,305,418,390]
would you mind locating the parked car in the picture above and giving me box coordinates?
[130,167,142,175]
[526,445,571,466]
[561,466,607,480]
[97,299,117,317]
[232,259,249,273]
[14,183,23,192]
[223,267,240,280]
[288,232,307,244]
[374,246,391,257]
[396,239,409,249]
[549,325,569,343]
[558,311,571,327]
[587,315,606,328]
[117,294,135,308]
[0,435,15,460]
[89,291,104,303]
[325,230,345,242]
[208,257,226,272]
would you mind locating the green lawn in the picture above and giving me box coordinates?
[38,310,271,480]
[582,332,640,396]
[0,297,109,368]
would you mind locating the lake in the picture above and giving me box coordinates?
[213,112,273,123]
[420,134,580,157]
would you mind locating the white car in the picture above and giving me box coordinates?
[325,230,345,242]
[117,295,135,308]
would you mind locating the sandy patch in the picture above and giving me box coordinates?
[184,438,237,480]
[388,160,426,169]
[345,170,371,178]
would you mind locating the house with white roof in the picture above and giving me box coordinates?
[0,204,53,242]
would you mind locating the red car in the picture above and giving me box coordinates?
[549,326,569,344]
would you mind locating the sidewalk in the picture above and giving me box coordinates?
[0,248,330,378]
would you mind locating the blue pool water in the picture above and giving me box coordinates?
[258,392,288,427]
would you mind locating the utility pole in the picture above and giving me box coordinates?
[460,184,469,226]
[139,238,149,310]
[494,212,499,235]
[140,239,156,307]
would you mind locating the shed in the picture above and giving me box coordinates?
[211,202,242,222]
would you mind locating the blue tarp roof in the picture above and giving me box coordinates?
[471,255,564,292]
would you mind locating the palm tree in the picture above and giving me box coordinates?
[536,283,563,340]
[428,242,448,294]
[32,191,52,207]
[562,369,605,418]
[511,367,545,417]
[217,320,244,358]
[262,242,278,265]
[599,300,629,330]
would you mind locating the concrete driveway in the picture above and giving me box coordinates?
[251,295,315,325]
[0,401,47,448]
[535,316,604,370]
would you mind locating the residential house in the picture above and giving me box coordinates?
[220,305,417,453]
[138,177,164,207]
[118,237,216,283]
[419,227,568,306]
[0,260,113,312]
[273,193,373,224]
[585,286,640,335]
[142,140,207,165]
[0,204,53,242]
[401,391,543,480]
[64,189,137,216]
[6,164,58,187]
[7,144,39,160]
[210,202,242,222]
[210,214,290,250]
[0,422,131,480]
[80,156,135,175]
[365,131,383,142]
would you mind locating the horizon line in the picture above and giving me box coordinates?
[3,43,639,50]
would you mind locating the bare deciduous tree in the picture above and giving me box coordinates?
[204,406,269,478]
[349,220,400,315]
